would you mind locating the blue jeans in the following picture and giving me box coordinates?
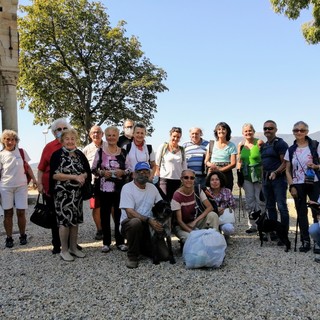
[263,175,289,230]
[309,223,320,246]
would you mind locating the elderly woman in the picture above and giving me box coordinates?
[50,129,91,262]
[38,118,72,254]
[285,121,320,253]
[0,130,37,248]
[155,127,187,201]
[171,169,219,246]
[237,123,265,234]
[92,126,129,253]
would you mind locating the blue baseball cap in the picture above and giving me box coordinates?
[135,162,151,171]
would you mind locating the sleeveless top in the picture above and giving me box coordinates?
[240,139,262,183]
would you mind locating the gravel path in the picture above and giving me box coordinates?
[0,197,319,320]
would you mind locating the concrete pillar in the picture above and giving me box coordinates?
[0,0,19,132]
[1,70,18,131]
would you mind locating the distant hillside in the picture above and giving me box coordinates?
[230,131,320,146]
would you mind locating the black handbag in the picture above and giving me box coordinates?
[30,194,54,229]
[82,182,94,201]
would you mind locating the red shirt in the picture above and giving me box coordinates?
[171,190,197,224]
[38,139,62,195]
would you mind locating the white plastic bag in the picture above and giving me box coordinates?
[183,229,227,269]
[219,208,235,225]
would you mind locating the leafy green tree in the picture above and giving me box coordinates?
[18,0,168,145]
[270,0,320,44]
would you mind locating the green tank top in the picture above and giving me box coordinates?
[240,139,262,183]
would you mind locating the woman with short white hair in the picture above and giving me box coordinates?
[0,129,37,248]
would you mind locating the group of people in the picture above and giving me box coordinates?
[1,118,320,267]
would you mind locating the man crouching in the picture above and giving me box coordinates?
[120,161,170,268]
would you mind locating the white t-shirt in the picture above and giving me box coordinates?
[125,142,155,172]
[155,143,187,179]
[284,144,320,184]
[0,148,31,187]
[119,181,162,224]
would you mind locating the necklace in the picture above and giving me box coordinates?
[169,144,179,154]
[107,145,118,155]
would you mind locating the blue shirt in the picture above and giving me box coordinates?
[261,137,288,172]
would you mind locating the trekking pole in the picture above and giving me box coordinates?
[294,215,299,252]
[238,188,242,223]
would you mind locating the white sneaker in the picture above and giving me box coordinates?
[101,245,110,253]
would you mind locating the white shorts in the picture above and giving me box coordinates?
[0,185,28,210]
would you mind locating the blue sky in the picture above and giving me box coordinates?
[12,0,320,163]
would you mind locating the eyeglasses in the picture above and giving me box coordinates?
[292,129,307,133]
[182,176,195,180]
[56,127,68,132]
[125,126,133,129]
[263,127,275,131]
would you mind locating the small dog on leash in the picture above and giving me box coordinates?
[250,210,291,252]
[150,200,176,265]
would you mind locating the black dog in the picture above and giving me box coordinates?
[250,211,291,252]
[150,200,176,265]
[307,201,320,218]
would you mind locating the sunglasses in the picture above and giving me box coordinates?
[182,176,195,180]
[292,129,307,133]
[263,127,275,131]
[125,126,133,129]
[171,127,182,133]
[56,127,68,132]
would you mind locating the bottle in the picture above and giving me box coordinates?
[305,168,315,184]
[152,176,159,185]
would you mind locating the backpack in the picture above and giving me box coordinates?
[207,140,215,160]
[158,142,185,169]
[126,142,152,159]
[19,148,32,184]
[194,184,207,218]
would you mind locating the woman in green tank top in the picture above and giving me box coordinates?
[237,123,265,233]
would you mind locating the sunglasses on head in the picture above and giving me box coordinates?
[56,127,68,132]
[182,176,195,180]
[263,127,275,131]
[292,129,307,133]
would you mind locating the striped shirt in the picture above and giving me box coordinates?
[183,139,209,176]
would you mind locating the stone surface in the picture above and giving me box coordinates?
[0,196,318,319]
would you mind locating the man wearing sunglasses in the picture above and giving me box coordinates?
[261,120,289,244]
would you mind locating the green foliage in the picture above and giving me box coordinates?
[18,0,168,145]
[270,0,320,44]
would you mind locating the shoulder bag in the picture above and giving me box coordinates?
[30,194,55,229]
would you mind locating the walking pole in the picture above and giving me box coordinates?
[238,188,242,222]
[294,215,299,252]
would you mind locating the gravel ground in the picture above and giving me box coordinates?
[0,196,319,320]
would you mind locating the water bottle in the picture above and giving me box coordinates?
[305,168,315,184]
[152,176,159,185]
